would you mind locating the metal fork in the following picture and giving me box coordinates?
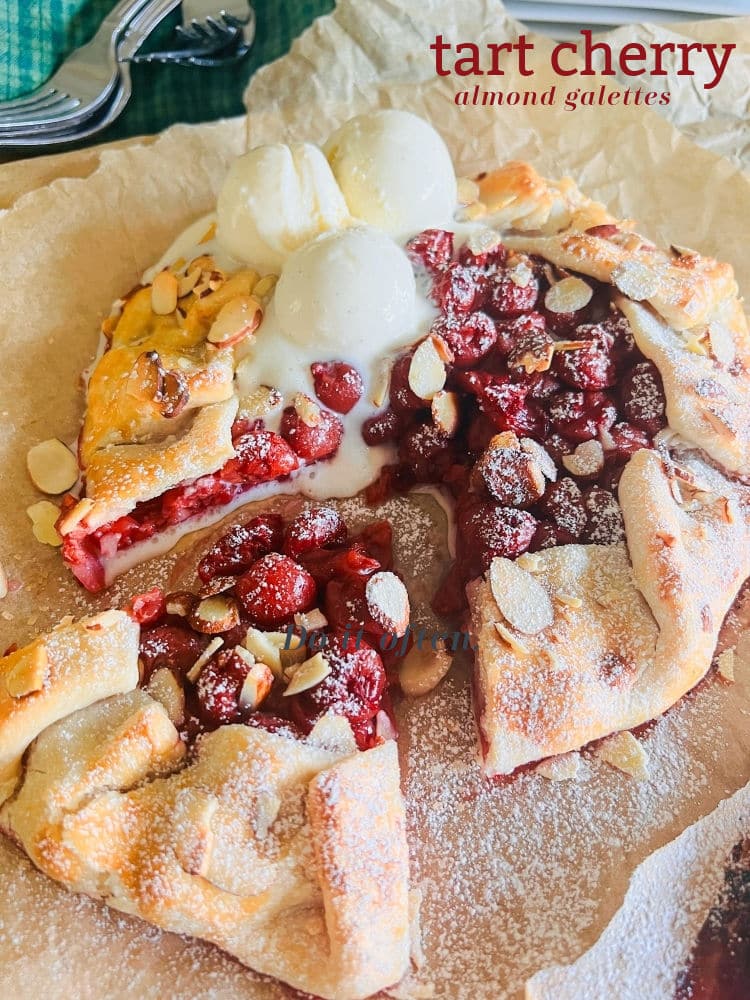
[0,0,182,147]
[0,0,154,130]
[130,3,255,66]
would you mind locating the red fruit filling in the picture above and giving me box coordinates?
[280,404,344,460]
[132,507,400,750]
[361,228,668,614]
[310,361,364,414]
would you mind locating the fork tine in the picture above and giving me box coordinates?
[0,93,80,124]
[0,85,58,113]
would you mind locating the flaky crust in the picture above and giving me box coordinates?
[1,692,409,1000]
[469,450,750,775]
[0,611,139,802]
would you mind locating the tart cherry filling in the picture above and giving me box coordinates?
[368,229,668,615]
[62,367,351,591]
[127,507,403,750]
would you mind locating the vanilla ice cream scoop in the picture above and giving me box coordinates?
[217,143,350,272]
[324,110,457,240]
[274,226,417,363]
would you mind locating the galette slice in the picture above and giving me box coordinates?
[0,506,413,1000]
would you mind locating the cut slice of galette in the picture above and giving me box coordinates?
[0,506,412,1000]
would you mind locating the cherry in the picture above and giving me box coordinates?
[456,371,547,440]
[356,520,394,570]
[507,328,555,374]
[286,631,386,748]
[493,312,546,357]
[399,422,454,482]
[433,311,497,367]
[125,587,165,626]
[196,648,252,727]
[236,552,317,627]
[280,405,343,461]
[139,624,208,681]
[529,520,564,552]
[620,361,667,436]
[197,514,283,583]
[457,242,507,269]
[310,361,364,414]
[406,229,454,273]
[431,566,467,617]
[300,543,380,588]
[486,266,539,318]
[389,352,427,415]
[544,305,591,338]
[536,477,586,541]
[475,445,545,508]
[548,390,617,443]
[245,714,304,740]
[603,422,652,464]
[361,408,404,446]
[582,486,625,545]
[432,261,487,313]
[552,328,617,390]
[457,498,537,576]
[283,506,347,558]
[223,429,299,483]
[466,409,497,455]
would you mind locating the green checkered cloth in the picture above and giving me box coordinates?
[0,1,334,142]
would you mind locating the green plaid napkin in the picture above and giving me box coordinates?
[0,0,334,142]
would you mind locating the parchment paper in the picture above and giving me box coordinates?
[0,1,749,997]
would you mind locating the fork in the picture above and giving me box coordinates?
[130,3,255,65]
[0,0,154,130]
[0,0,182,147]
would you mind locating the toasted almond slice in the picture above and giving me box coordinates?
[243,628,300,678]
[489,557,554,635]
[174,789,218,877]
[596,731,649,779]
[239,660,275,711]
[683,330,710,356]
[307,712,357,753]
[189,595,240,635]
[293,393,322,427]
[164,591,196,618]
[207,294,263,347]
[456,176,480,206]
[283,651,331,696]
[611,260,660,301]
[544,276,593,314]
[431,390,460,437]
[26,438,78,495]
[146,668,186,726]
[294,608,328,631]
[253,274,278,301]
[535,752,580,781]
[370,357,392,408]
[151,270,179,315]
[177,266,201,298]
[4,644,48,698]
[238,384,282,419]
[494,621,529,655]
[27,501,62,547]
[520,438,557,482]
[279,644,309,672]
[708,321,736,366]
[562,439,604,478]
[461,201,487,221]
[671,243,699,258]
[366,572,410,637]
[199,222,217,244]
[556,593,582,609]
[508,260,533,288]
[552,339,590,353]
[399,642,453,697]
[186,636,224,683]
[0,564,7,601]
[516,552,542,573]
[466,226,503,256]
[717,647,735,682]
[408,336,448,401]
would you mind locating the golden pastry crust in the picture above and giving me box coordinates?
[468,450,750,776]
[0,611,139,803]
[1,692,410,1000]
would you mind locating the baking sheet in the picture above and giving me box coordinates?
[0,1,749,997]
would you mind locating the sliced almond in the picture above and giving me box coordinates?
[239,660,275,711]
[399,642,453,697]
[151,270,179,315]
[456,176,480,206]
[4,644,48,698]
[508,260,533,288]
[717,647,735,682]
[238,384,282,419]
[294,608,328,632]
[177,266,201,298]
[308,712,357,753]
[174,789,218,877]
[366,572,410,637]
[0,564,7,601]
[243,628,300,678]
[494,621,529,656]
[186,636,224,683]
[207,294,263,348]
[552,339,590,353]
[164,591,196,618]
[556,593,582,610]
[26,438,78,495]
[199,222,217,244]
[544,276,592,314]
[408,336,449,401]
[611,260,660,301]
[293,393,322,427]
[595,731,649,780]
[562,439,604,478]
[283,651,331,696]
[370,357,392,408]
[253,790,282,840]
[516,552,542,573]
[707,322,736,366]
[520,438,557,482]
[27,501,62,547]
[189,595,240,635]
[279,644,309,673]
[466,226,503,256]
[671,244,699,259]
[253,274,278,301]
[489,557,554,635]
[535,752,580,781]
[431,390,460,437]
[146,668,186,726]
